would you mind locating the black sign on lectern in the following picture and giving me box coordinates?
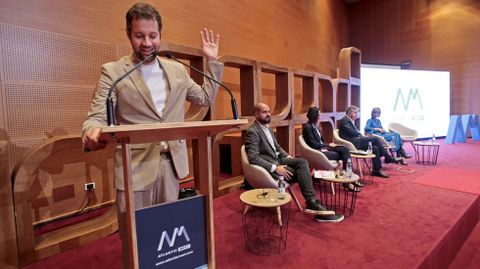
[136,196,207,269]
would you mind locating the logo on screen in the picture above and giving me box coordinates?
[157,226,191,251]
[393,88,423,111]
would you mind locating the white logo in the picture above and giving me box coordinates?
[157,226,191,251]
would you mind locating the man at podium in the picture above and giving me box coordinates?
[81,3,223,211]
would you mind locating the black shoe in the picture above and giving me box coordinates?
[305,199,335,216]
[372,170,389,178]
[354,181,365,187]
[315,214,344,223]
[401,149,412,159]
[385,157,397,164]
[342,183,360,192]
[388,157,404,164]
[399,158,408,165]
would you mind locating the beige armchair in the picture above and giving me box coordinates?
[388,122,418,151]
[333,129,373,180]
[297,135,340,194]
[334,129,393,153]
[370,133,396,157]
[333,129,357,151]
[297,135,338,170]
[240,145,302,211]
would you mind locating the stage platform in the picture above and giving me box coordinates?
[21,140,480,269]
[214,140,480,269]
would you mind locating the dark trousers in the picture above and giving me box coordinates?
[270,157,316,202]
[323,146,351,169]
[351,136,395,171]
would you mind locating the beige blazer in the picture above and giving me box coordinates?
[82,54,223,191]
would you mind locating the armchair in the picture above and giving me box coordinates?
[333,129,357,151]
[297,135,338,171]
[388,122,418,152]
[240,145,302,211]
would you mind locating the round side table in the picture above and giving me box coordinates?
[351,152,375,184]
[314,173,360,216]
[240,189,291,255]
[413,141,440,165]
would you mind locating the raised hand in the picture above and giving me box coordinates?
[200,28,220,62]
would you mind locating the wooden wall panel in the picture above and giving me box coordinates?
[348,0,480,115]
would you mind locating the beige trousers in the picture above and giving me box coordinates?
[117,153,179,268]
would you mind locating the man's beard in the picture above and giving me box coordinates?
[134,50,156,63]
[259,116,271,124]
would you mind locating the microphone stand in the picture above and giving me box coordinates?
[165,53,239,120]
[106,52,158,126]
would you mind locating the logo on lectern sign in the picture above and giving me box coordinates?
[136,195,207,269]
[157,226,190,252]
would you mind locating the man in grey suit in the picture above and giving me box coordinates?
[245,103,343,222]
[338,105,401,178]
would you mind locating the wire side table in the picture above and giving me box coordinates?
[240,189,291,255]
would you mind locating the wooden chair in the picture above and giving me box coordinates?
[240,145,302,211]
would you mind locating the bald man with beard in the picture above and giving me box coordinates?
[244,103,344,223]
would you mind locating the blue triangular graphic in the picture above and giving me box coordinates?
[446,115,466,144]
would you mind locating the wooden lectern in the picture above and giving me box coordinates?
[100,119,247,269]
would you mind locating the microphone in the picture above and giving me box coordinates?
[164,53,239,120]
[106,51,158,126]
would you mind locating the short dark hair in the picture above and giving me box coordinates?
[306,106,320,123]
[126,3,162,37]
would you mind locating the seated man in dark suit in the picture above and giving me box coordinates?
[303,106,362,191]
[338,105,402,178]
[245,103,343,223]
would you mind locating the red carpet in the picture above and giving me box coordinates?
[449,219,480,269]
[21,139,480,269]
[415,167,480,195]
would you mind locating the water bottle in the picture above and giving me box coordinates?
[432,133,436,142]
[277,175,286,200]
[367,142,373,154]
[346,158,353,178]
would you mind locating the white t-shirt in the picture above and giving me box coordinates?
[140,61,168,118]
